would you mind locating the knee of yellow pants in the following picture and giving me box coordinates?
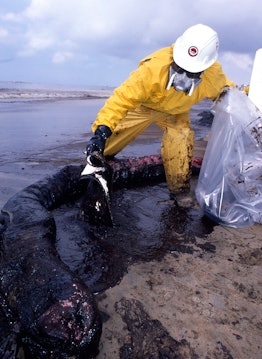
[104,122,149,156]
[161,127,194,193]
[104,107,154,157]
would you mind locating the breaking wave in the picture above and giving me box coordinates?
[0,81,113,102]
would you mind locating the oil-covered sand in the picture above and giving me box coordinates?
[0,98,261,358]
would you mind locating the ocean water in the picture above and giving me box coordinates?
[0,82,114,160]
[0,80,113,100]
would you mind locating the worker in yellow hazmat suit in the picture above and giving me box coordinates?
[85,24,234,199]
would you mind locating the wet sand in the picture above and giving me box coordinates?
[0,98,261,358]
[0,98,208,208]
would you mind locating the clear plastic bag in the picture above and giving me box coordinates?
[195,87,262,227]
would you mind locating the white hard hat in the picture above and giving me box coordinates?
[173,24,219,73]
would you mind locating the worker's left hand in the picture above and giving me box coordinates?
[238,84,249,95]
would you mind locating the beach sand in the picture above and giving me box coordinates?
[0,98,261,358]
[95,177,262,359]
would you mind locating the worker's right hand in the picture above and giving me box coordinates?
[85,125,112,157]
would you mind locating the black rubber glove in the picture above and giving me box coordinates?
[85,125,112,156]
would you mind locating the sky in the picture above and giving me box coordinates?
[0,0,261,88]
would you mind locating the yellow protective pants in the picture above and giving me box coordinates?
[104,106,194,193]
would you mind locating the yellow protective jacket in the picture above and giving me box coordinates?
[92,45,234,132]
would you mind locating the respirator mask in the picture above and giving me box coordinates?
[166,63,202,96]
